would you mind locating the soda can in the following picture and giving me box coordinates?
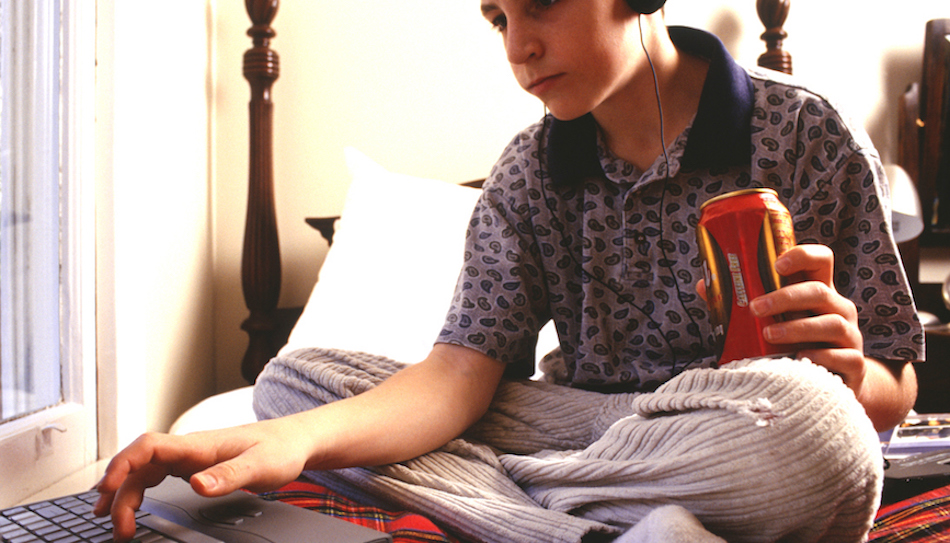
[697,188,796,365]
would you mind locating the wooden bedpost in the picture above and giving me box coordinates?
[756,0,792,75]
[241,0,281,383]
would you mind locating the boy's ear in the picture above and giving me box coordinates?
[624,0,665,15]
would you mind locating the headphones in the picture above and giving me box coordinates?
[626,0,666,14]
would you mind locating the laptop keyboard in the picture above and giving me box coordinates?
[1,490,176,543]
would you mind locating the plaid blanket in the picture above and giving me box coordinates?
[260,481,459,543]
[869,482,950,542]
[263,481,950,543]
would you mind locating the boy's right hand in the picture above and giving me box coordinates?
[93,416,314,543]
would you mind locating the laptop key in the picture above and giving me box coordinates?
[0,527,28,540]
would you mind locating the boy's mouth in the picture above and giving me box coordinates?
[527,73,564,95]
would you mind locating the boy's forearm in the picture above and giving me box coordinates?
[857,357,917,431]
[302,344,507,471]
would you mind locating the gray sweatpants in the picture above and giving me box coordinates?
[252,348,882,543]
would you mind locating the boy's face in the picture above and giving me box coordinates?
[480,0,647,121]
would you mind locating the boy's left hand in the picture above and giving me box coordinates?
[748,244,867,395]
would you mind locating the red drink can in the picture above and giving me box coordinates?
[697,188,796,365]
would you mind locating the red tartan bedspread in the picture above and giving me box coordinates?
[870,482,950,542]
[261,481,950,542]
[259,481,460,543]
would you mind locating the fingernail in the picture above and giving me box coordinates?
[763,325,785,340]
[750,298,769,316]
[193,473,217,491]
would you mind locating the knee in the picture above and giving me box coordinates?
[630,357,883,541]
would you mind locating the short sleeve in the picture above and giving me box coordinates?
[438,155,553,377]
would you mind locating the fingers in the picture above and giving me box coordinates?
[774,244,834,285]
[107,467,171,541]
[93,431,263,542]
[758,308,862,351]
[752,279,857,324]
[93,435,171,541]
[752,244,858,348]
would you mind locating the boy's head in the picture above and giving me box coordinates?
[483,0,673,122]
[626,0,665,14]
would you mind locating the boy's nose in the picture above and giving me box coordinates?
[505,21,542,65]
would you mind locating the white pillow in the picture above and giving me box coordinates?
[169,386,257,434]
[280,148,483,363]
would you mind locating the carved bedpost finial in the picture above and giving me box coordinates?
[241,0,282,383]
[246,0,278,25]
[244,0,279,96]
[756,0,792,75]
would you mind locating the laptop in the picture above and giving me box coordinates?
[1,476,392,543]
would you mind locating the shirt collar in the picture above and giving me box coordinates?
[546,27,755,187]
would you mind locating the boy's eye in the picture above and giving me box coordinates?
[485,0,560,33]
[491,14,507,31]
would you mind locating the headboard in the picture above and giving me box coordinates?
[897,19,950,318]
[236,0,796,383]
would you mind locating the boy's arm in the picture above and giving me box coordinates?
[856,357,917,431]
[95,343,505,542]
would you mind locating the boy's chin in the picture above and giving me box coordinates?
[543,106,592,122]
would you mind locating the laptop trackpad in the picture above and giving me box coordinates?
[142,477,392,543]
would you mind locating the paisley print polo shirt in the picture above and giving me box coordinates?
[438,27,924,391]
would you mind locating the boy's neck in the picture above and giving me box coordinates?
[595,40,709,172]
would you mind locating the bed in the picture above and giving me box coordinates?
[171,1,950,541]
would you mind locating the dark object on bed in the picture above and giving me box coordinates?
[898,20,950,288]
[916,19,950,245]
[883,449,950,505]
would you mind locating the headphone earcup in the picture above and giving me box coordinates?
[625,0,666,14]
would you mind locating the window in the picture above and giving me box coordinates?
[0,0,97,506]
[0,0,63,422]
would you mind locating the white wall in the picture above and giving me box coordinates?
[666,0,950,167]
[96,0,215,452]
[210,1,950,392]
